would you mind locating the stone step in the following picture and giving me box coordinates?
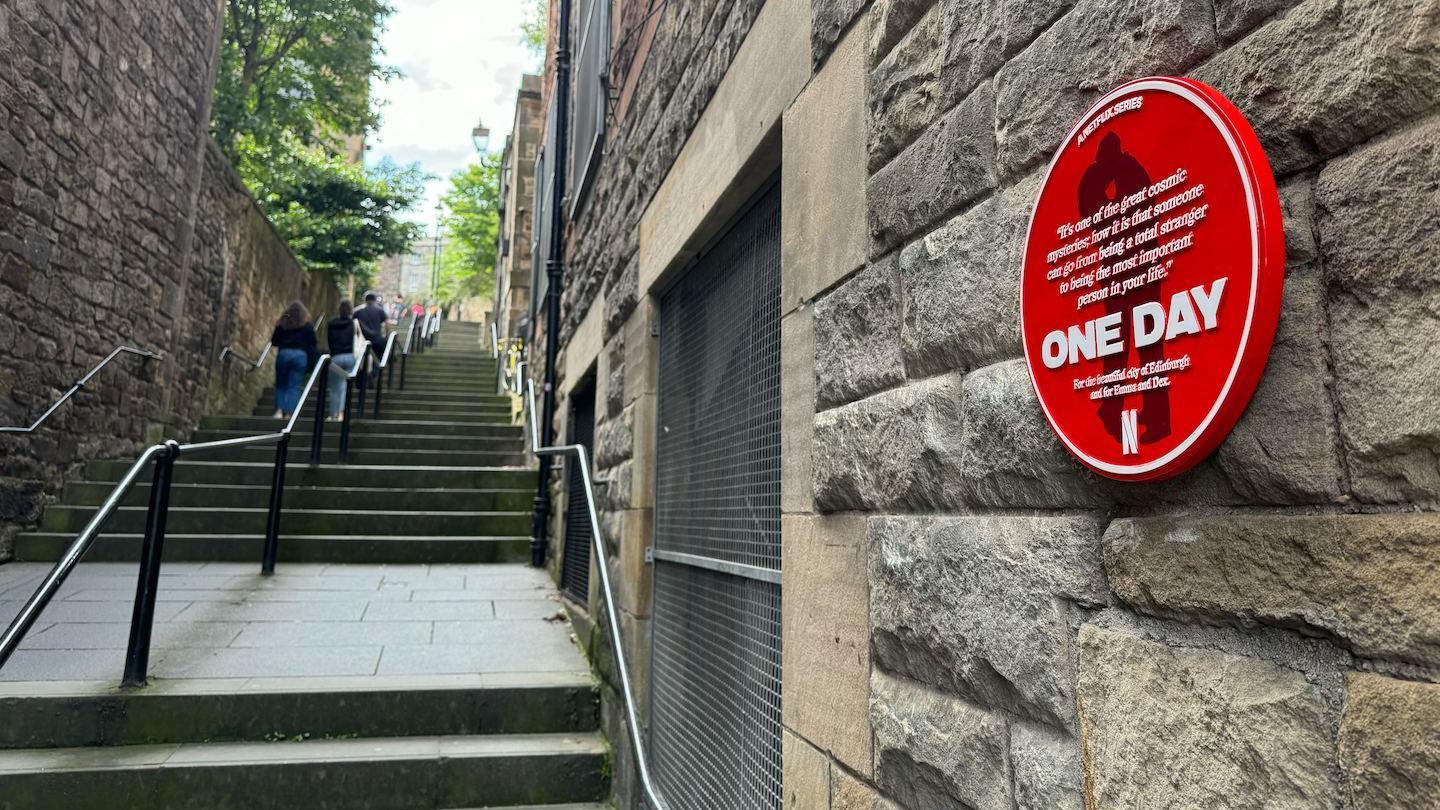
[38,506,531,536]
[260,388,511,407]
[182,445,528,468]
[191,430,522,453]
[0,674,597,749]
[14,533,532,564]
[247,407,513,423]
[85,461,536,489]
[0,732,606,809]
[59,482,535,512]
[200,417,521,437]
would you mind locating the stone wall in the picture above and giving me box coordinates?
[542,0,1440,807]
[0,1,338,559]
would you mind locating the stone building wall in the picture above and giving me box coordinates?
[539,0,1439,807]
[0,1,338,559]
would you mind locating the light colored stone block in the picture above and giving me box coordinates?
[784,728,832,810]
[783,513,872,776]
[638,0,811,295]
[1077,625,1338,808]
[561,288,606,394]
[621,296,658,405]
[830,769,898,810]
[614,508,653,619]
[1105,514,1440,668]
[1339,673,1440,810]
[782,307,816,514]
[782,9,868,312]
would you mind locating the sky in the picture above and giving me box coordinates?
[365,0,542,227]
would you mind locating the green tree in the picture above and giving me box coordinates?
[520,0,547,57]
[233,132,426,282]
[213,0,398,153]
[434,160,501,305]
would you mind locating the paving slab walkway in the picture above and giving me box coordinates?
[0,562,587,684]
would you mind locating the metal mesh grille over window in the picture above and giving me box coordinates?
[652,182,782,810]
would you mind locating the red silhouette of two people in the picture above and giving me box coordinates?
[1077,132,1171,446]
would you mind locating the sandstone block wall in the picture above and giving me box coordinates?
[0,1,338,559]
[546,0,1439,807]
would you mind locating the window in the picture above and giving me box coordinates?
[569,0,609,215]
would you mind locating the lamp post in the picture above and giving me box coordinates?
[428,205,444,298]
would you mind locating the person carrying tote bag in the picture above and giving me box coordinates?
[325,300,364,422]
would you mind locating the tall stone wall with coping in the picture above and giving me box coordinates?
[0,1,338,560]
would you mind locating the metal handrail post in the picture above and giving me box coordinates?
[261,432,289,576]
[373,354,385,418]
[340,377,354,462]
[310,361,328,465]
[121,439,180,688]
[356,356,368,414]
[523,379,667,810]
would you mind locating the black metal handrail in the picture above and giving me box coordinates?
[335,330,402,462]
[0,346,161,434]
[0,354,334,687]
[520,370,667,810]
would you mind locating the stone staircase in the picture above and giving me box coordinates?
[0,321,608,810]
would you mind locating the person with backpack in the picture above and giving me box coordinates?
[324,299,365,422]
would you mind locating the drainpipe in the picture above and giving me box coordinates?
[532,0,572,568]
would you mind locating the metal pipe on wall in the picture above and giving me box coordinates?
[531,0,573,569]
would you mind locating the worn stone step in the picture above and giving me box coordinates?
[190,430,522,453]
[260,388,511,407]
[59,482,535,512]
[184,445,528,467]
[84,461,536,489]
[39,506,531,536]
[200,417,521,437]
[14,533,532,564]
[0,674,598,749]
[0,732,606,809]
[247,407,512,423]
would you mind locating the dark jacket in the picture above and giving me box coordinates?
[354,304,388,348]
[270,324,318,366]
[326,317,357,356]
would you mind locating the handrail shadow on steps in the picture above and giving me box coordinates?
[0,353,334,687]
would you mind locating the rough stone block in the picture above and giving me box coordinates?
[868,0,1069,171]
[594,402,634,470]
[1339,673,1440,810]
[898,175,1036,377]
[867,81,996,255]
[1011,723,1084,810]
[871,671,1011,810]
[783,13,869,310]
[782,308,816,514]
[784,729,833,810]
[1105,514,1440,668]
[814,256,904,408]
[1213,178,1343,503]
[783,514,872,776]
[812,0,869,66]
[1195,0,1440,175]
[1077,625,1338,808]
[1316,116,1440,504]
[867,0,931,64]
[1213,0,1305,42]
[994,0,1217,179]
[813,374,965,511]
[869,514,1105,730]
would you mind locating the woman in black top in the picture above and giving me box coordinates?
[270,301,317,419]
[324,300,361,421]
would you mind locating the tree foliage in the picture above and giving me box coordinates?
[233,132,426,282]
[520,0,548,57]
[434,160,501,304]
[212,0,423,282]
[213,0,397,152]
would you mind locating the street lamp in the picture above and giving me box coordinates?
[471,120,490,154]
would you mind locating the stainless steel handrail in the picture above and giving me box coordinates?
[522,374,667,810]
[0,354,333,683]
[0,346,161,434]
[491,323,500,359]
[218,342,272,370]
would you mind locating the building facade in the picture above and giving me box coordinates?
[493,74,545,343]
[526,0,1440,808]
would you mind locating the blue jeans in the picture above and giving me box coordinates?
[273,348,308,415]
[328,353,357,417]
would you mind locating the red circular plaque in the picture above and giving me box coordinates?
[1019,77,1285,481]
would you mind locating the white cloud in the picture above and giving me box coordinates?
[367,0,544,225]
